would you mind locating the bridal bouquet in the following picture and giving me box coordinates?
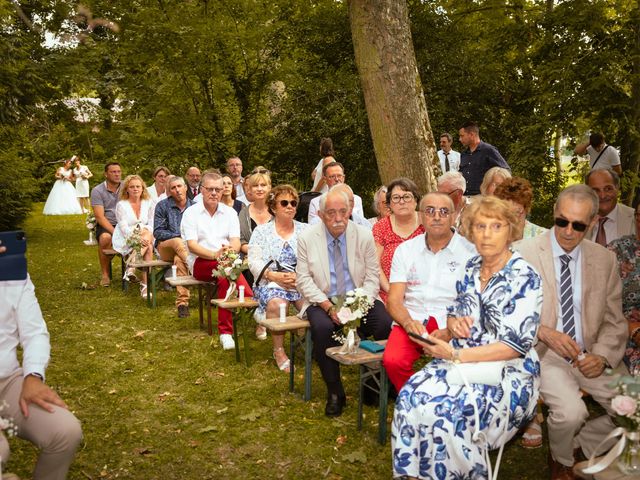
[331,288,374,353]
[611,375,640,431]
[126,224,143,259]
[212,249,249,300]
[85,211,96,232]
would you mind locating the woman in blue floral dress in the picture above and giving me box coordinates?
[248,185,307,372]
[392,196,543,479]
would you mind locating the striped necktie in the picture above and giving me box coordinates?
[560,254,575,339]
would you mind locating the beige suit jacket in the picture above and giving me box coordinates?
[295,221,380,317]
[515,231,626,368]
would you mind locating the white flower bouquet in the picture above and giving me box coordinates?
[611,375,640,430]
[212,249,249,301]
[0,401,16,438]
[85,211,96,232]
[331,288,374,353]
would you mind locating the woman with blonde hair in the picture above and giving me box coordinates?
[480,166,512,196]
[112,174,155,298]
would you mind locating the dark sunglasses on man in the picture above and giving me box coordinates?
[554,217,588,232]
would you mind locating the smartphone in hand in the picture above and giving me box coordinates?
[408,331,436,346]
[0,231,27,281]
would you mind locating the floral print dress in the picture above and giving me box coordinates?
[391,252,542,479]
[608,235,640,373]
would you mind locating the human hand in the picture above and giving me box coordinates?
[539,327,582,361]
[431,328,452,342]
[404,320,426,342]
[421,335,454,360]
[447,316,473,338]
[576,353,606,378]
[19,375,68,418]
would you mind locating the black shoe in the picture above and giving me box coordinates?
[177,305,190,318]
[325,393,346,417]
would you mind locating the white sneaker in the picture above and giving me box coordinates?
[220,334,235,350]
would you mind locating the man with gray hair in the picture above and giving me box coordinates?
[154,176,195,318]
[515,184,627,479]
[296,188,392,417]
[436,171,467,225]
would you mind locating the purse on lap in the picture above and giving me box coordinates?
[447,361,506,386]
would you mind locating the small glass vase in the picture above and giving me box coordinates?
[338,329,360,355]
[618,431,640,475]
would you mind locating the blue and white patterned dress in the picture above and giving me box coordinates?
[391,252,542,479]
[248,220,308,316]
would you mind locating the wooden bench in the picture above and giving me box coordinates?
[165,275,216,333]
[257,316,313,400]
[102,248,126,290]
[127,258,172,307]
[210,297,259,366]
[326,340,389,445]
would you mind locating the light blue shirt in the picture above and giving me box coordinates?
[325,228,355,297]
[550,228,584,348]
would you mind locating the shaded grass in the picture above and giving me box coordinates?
[7,206,550,479]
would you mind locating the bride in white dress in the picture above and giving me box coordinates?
[72,156,93,213]
[43,159,84,215]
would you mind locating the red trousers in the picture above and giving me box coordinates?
[382,317,438,392]
[193,257,253,335]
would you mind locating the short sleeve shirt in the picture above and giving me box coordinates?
[180,202,240,271]
[587,144,621,170]
[389,232,476,327]
[90,181,122,226]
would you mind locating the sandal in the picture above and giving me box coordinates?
[256,325,267,341]
[521,419,543,449]
[140,283,153,299]
[124,267,139,283]
[273,347,290,373]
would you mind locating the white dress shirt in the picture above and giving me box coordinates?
[588,204,624,245]
[308,193,365,225]
[180,202,240,272]
[437,149,461,173]
[550,228,584,348]
[389,232,476,328]
[0,277,50,380]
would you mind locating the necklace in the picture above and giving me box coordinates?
[479,251,511,283]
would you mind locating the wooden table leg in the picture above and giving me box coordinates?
[378,366,389,445]
[304,329,313,401]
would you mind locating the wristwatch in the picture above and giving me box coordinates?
[451,348,462,364]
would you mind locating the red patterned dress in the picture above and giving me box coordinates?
[372,215,425,303]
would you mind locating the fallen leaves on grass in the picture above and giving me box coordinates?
[335,434,347,446]
[133,446,153,456]
[198,425,218,434]
[341,450,367,463]
[133,330,147,339]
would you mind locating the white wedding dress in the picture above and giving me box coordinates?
[43,168,83,215]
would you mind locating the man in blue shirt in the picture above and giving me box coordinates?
[458,121,510,196]
[154,176,194,318]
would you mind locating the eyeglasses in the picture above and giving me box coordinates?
[472,222,507,233]
[202,186,223,194]
[253,168,270,175]
[554,217,588,232]
[390,193,415,204]
[424,206,451,218]
[279,199,298,208]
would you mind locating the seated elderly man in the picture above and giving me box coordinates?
[154,175,194,318]
[0,260,83,479]
[516,184,627,480]
[383,192,476,391]
[296,189,392,417]
[437,171,467,227]
[180,172,253,350]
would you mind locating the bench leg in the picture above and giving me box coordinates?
[304,329,313,401]
[241,309,252,367]
[358,365,365,431]
[120,255,126,291]
[378,367,389,446]
[288,330,296,393]
[197,285,204,330]
[232,315,241,363]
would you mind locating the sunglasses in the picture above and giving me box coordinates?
[279,199,298,208]
[554,217,588,232]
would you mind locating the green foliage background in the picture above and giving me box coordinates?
[2,0,640,229]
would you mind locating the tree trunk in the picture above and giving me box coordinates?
[348,0,438,194]
[625,0,640,206]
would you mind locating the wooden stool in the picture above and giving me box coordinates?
[165,275,216,332]
[210,298,258,366]
[326,340,389,445]
[127,259,171,307]
[102,248,126,290]
[257,316,313,400]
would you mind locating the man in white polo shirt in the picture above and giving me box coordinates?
[383,192,476,391]
[180,172,253,350]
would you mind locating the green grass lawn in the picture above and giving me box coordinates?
[7,206,550,479]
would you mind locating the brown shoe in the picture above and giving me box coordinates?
[177,305,190,318]
[549,452,575,480]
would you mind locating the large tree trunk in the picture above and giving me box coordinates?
[625,0,640,206]
[348,0,438,194]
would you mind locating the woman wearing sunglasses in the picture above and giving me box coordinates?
[248,185,308,372]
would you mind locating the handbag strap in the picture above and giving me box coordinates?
[255,259,275,286]
[451,362,509,480]
[590,145,609,169]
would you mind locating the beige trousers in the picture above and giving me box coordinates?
[0,370,82,480]
[157,237,190,307]
[540,349,617,467]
